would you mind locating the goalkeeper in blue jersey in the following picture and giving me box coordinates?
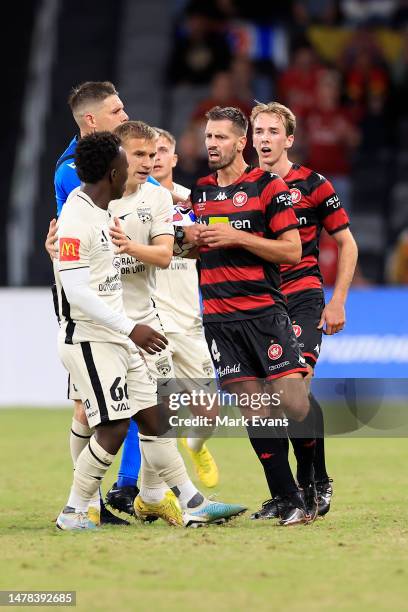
[54,81,161,216]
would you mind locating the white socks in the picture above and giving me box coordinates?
[67,436,114,512]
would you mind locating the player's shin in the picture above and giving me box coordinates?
[117,418,141,488]
[67,436,115,512]
[70,417,93,466]
[185,424,215,452]
[138,434,203,510]
[288,395,316,484]
[288,401,318,519]
[310,393,329,482]
[246,424,298,497]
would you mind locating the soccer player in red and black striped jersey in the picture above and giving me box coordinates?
[251,101,358,517]
[188,106,318,525]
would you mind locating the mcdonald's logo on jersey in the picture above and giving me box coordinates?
[60,237,80,261]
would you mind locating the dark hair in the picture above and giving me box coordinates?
[75,132,121,183]
[205,106,248,135]
[68,81,118,113]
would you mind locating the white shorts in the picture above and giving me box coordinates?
[139,316,180,395]
[59,340,156,428]
[168,332,215,379]
[67,374,81,401]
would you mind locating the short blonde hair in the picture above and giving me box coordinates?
[114,120,158,142]
[250,102,296,136]
[153,127,176,147]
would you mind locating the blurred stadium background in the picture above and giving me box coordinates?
[1,0,408,404]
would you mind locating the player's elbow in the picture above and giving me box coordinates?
[63,286,83,308]
[157,249,173,269]
[285,242,302,265]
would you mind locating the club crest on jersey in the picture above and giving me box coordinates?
[156,356,171,376]
[202,360,214,377]
[293,324,302,338]
[137,207,151,223]
[268,343,283,360]
[233,191,248,207]
[290,188,302,204]
[112,256,121,270]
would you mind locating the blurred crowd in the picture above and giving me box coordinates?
[164,0,408,285]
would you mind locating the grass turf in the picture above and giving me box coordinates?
[0,408,407,611]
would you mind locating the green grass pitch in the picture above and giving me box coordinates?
[1,408,407,611]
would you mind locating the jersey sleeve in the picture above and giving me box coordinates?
[260,174,299,238]
[313,177,350,235]
[150,188,175,239]
[57,213,92,272]
[54,162,81,217]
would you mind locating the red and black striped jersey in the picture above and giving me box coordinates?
[280,163,350,296]
[191,166,299,323]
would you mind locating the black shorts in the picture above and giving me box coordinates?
[204,313,308,386]
[286,289,325,368]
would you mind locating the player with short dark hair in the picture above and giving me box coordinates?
[55,81,130,216]
[250,101,358,518]
[75,132,122,183]
[55,131,170,530]
[49,82,162,525]
[187,106,317,525]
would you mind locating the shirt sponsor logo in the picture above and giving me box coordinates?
[99,273,121,292]
[268,343,283,360]
[290,188,302,204]
[208,216,251,230]
[60,237,80,261]
[326,195,340,209]
[232,191,248,207]
[276,192,293,206]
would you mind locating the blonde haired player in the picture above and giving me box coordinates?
[49,124,246,527]
[105,121,243,524]
[151,127,219,489]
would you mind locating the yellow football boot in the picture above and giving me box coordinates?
[181,438,219,488]
[134,491,183,526]
[87,505,101,526]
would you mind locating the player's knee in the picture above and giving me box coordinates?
[95,418,130,452]
[286,393,310,422]
[73,400,87,424]
[110,418,131,441]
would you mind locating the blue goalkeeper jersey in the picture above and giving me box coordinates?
[54,135,160,216]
